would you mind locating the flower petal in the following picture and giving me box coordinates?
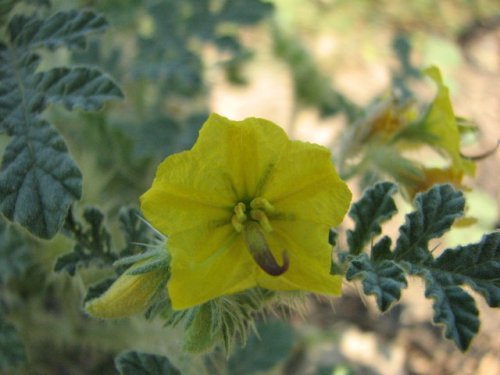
[262,140,352,226]
[141,150,233,236]
[192,113,289,198]
[256,221,342,295]
[168,235,256,309]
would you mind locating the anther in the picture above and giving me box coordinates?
[231,202,247,232]
[250,197,275,213]
[250,209,273,232]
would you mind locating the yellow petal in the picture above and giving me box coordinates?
[85,266,167,319]
[256,221,342,295]
[141,151,233,237]
[168,235,256,310]
[191,113,289,198]
[423,66,476,176]
[262,140,352,226]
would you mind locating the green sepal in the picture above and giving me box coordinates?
[183,304,216,354]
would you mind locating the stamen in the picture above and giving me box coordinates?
[231,202,247,232]
[250,209,273,232]
[243,221,289,276]
[250,197,275,213]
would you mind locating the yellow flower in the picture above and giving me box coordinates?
[141,113,352,310]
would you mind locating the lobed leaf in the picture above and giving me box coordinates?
[33,67,123,111]
[393,184,464,263]
[55,207,114,275]
[346,253,407,312]
[115,351,181,375]
[0,119,82,238]
[0,10,122,238]
[347,181,398,255]
[417,269,479,351]
[433,232,500,307]
[0,218,31,285]
[8,10,108,50]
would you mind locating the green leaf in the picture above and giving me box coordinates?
[33,67,123,111]
[218,0,274,25]
[347,181,398,255]
[418,269,479,351]
[393,184,464,263]
[0,10,122,238]
[8,10,108,49]
[346,253,407,312]
[0,119,82,238]
[0,218,31,285]
[55,207,114,275]
[227,320,294,375]
[0,318,26,371]
[433,232,500,307]
[115,351,181,375]
[344,183,497,350]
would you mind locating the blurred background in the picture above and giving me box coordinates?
[1,0,499,374]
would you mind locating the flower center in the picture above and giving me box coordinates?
[231,197,289,276]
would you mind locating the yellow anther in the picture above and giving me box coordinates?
[232,216,245,233]
[232,202,247,232]
[250,197,275,213]
[233,202,247,221]
[250,209,273,232]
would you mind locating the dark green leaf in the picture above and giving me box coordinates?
[0,119,82,238]
[115,351,181,375]
[346,253,407,312]
[433,232,500,307]
[371,235,393,262]
[418,269,479,351]
[393,184,464,263]
[218,0,274,25]
[0,318,26,371]
[0,10,122,238]
[347,181,398,255]
[228,320,294,375]
[55,207,115,275]
[0,218,31,285]
[33,67,123,111]
[8,10,108,49]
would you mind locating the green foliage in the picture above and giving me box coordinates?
[227,320,295,375]
[0,217,30,285]
[54,207,114,275]
[54,206,157,275]
[347,181,398,255]
[0,318,26,371]
[0,9,123,239]
[115,351,181,375]
[345,183,500,350]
